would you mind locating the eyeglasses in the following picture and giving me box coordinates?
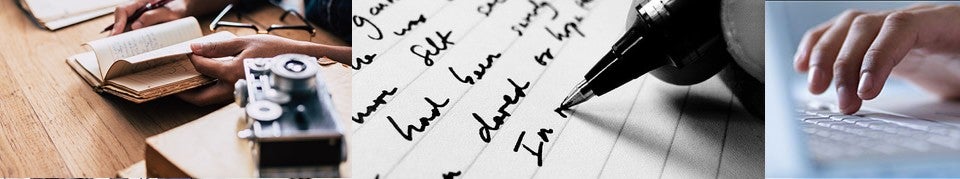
[210,4,317,42]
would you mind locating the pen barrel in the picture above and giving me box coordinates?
[582,0,727,96]
[644,0,731,85]
[637,0,723,68]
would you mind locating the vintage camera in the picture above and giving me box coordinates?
[234,54,345,177]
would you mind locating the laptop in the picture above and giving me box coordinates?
[766,1,960,177]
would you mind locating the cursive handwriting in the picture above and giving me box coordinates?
[394,14,427,36]
[353,15,384,40]
[474,78,530,143]
[545,17,585,41]
[553,107,567,118]
[537,128,553,142]
[575,0,594,8]
[533,48,554,66]
[353,87,398,123]
[449,53,502,85]
[410,31,455,66]
[510,0,558,36]
[369,0,398,16]
[388,97,451,141]
[513,128,553,166]
[352,54,377,70]
[477,0,508,16]
[443,171,462,179]
[513,131,526,152]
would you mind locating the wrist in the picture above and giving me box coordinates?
[284,38,350,65]
[295,41,325,58]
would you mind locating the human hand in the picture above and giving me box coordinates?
[793,4,960,114]
[177,34,317,106]
[110,0,188,35]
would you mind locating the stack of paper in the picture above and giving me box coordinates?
[18,0,128,30]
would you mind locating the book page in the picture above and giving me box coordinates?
[42,7,116,30]
[72,51,101,84]
[104,31,236,80]
[106,58,207,96]
[351,0,762,178]
[86,17,202,79]
[21,0,127,22]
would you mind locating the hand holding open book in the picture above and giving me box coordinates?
[67,17,236,103]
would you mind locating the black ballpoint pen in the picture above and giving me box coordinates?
[559,0,726,109]
[101,0,174,33]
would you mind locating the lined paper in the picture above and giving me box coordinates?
[351,0,762,178]
[86,17,201,78]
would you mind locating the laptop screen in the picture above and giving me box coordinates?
[765,2,813,177]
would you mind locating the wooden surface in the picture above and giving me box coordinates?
[0,1,350,177]
[145,104,255,177]
[143,102,348,178]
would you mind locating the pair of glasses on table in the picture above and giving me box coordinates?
[211,4,316,41]
[211,4,337,65]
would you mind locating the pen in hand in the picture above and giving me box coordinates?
[101,0,174,33]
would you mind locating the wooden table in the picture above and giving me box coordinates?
[0,1,350,177]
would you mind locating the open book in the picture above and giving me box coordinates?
[17,0,129,30]
[66,17,236,103]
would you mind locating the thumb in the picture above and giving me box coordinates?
[188,54,230,79]
[191,39,246,58]
[130,8,180,30]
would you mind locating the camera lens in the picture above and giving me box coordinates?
[284,60,306,72]
[271,54,318,93]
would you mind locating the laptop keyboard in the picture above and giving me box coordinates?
[797,103,960,160]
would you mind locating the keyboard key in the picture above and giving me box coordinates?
[817,121,846,128]
[829,115,858,121]
[803,118,832,123]
[817,112,846,118]
[854,121,885,128]
[797,114,820,119]
[830,123,857,131]
[797,105,960,159]
[862,113,950,131]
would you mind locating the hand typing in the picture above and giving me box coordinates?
[794,4,960,114]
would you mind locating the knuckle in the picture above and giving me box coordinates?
[885,12,915,25]
[809,58,830,69]
[862,48,886,62]
[861,50,888,72]
[206,42,222,52]
[841,9,865,18]
[810,44,836,56]
[809,60,834,72]
[833,60,856,74]
[850,15,880,28]
[802,29,822,40]
[140,11,159,21]
[909,3,934,9]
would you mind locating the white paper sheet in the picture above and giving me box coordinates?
[351,0,762,178]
